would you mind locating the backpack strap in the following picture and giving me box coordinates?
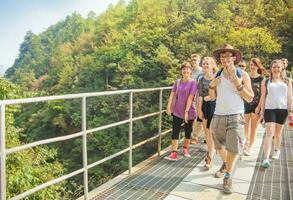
[215,67,242,78]
[215,68,223,78]
[286,70,292,80]
[284,77,290,85]
[236,68,242,78]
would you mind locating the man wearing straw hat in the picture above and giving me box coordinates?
[209,44,254,194]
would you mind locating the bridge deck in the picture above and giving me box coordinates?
[90,125,293,200]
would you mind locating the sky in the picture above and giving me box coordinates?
[0,0,127,73]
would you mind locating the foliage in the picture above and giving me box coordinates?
[3,0,293,198]
[0,79,64,199]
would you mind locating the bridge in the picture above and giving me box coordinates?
[1,87,292,200]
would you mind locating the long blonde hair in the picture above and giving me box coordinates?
[202,57,218,73]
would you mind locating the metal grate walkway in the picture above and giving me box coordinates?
[92,144,206,200]
[91,126,293,200]
[247,125,293,200]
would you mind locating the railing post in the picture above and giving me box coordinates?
[157,89,163,156]
[82,97,89,200]
[128,92,133,174]
[0,105,6,200]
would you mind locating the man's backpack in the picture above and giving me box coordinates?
[215,67,242,78]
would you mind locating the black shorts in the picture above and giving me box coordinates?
[202,100,216,128]
[264,109,288,125]
[244,103,258,114]
[196,116,202,122]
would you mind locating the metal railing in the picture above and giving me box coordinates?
[0,87,172,200]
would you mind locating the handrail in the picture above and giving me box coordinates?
[0,87,171,106]
[0,86,172,200]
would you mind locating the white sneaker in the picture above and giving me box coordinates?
[272,149,280,160]
[243,148,251,156]
[261,159,271,168]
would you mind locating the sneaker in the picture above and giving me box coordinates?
[261,159,271,168]
[204,153,212,170]
[164,152,178,161]
[200,146,208,152]
[190,138,198,144]
[243,148,251,156]
[272,149,280,160]
[183,148,191,157]
[215,163,226,178]
[223,177,233,194]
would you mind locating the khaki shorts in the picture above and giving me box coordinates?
[210,114,245,154]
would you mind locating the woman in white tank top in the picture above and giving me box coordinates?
[260,59,293,168]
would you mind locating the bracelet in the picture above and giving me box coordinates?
[185,110,189,112]
[236,84,244,91]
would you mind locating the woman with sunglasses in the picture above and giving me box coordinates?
[238,60,247,71]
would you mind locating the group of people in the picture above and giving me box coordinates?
[165,44,292,194]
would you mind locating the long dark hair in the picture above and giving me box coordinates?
[250,58,268,76]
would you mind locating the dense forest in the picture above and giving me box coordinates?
[2,0,293,199]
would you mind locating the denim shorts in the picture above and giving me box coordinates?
[210,114,245,154]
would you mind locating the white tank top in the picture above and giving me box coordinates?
[215,75,244,115]
[265,81,288,109]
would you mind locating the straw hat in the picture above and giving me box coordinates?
[213,44,242,65]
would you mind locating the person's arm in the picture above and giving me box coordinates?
[259,79,267,120]
[230,70,254,103]
[197,78,204,119]
[166,91,175,115]
[167,81,178,115]
[184,94,195,123]
[184,80,197,123]
[287,79,293,116]
[197,96,203,119]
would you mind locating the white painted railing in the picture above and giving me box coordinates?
[0,87,172,200]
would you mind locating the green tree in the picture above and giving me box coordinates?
[3,0,292,197]
[0,78,64,199]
